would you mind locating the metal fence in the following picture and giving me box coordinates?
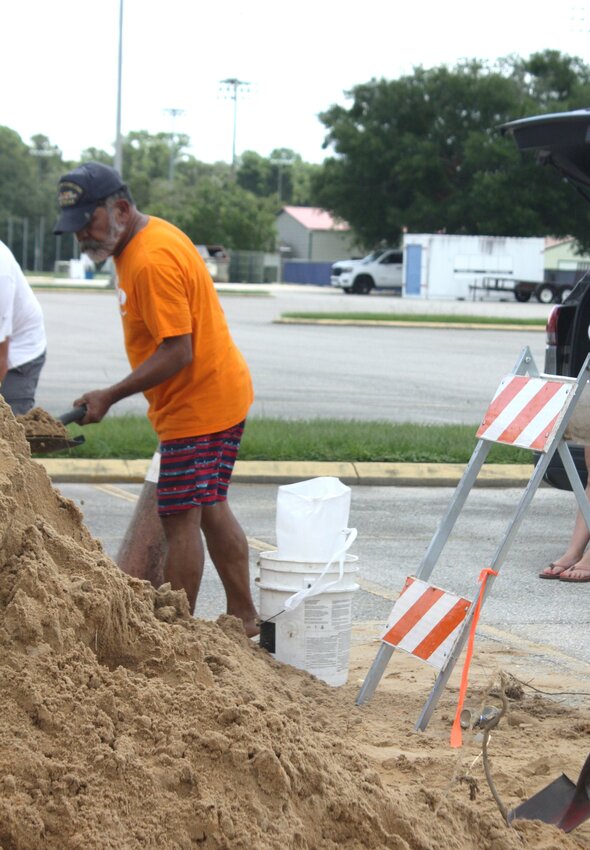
[229,251,279,284]
[0,214,80,272]
[283,260,332,286]
[0,219,332,287]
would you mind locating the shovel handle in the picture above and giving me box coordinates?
[59,405,88,426]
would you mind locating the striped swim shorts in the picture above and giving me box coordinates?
[157,421,245,516]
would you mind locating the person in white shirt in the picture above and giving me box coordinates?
[0,240,47,415]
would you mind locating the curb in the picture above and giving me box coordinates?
[276,318,545,332]
[35,458,535,487]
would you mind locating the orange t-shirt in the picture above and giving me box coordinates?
[114,217,253,441]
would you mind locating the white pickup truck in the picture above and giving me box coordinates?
[330,248,403,294]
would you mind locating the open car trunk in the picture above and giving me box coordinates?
[502,108,590,193]
[502,109,590,489]
[502,110,590,379]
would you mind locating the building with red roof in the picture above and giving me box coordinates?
[277,206,358,263]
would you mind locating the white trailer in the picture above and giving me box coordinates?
[402,234,545,300]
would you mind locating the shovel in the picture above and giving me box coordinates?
[508,751,590,832]
[26,406,87,454]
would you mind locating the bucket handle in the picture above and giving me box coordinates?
[282,527,358,613]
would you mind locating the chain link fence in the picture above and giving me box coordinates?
[0,214,80,273]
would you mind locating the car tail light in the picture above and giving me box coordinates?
[546,305,560,345]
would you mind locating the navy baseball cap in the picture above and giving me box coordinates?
[54,162,126,234]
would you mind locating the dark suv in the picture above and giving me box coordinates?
[501,109,590,488]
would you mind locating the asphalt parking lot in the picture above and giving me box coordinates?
[37,286,590,691]
[58,479,590,676]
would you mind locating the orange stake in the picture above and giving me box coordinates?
[450,568,498,748]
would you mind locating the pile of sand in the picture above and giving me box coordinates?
[16,407,69,439]
[0,398,587,849]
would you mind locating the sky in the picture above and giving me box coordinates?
[3,0,590,171]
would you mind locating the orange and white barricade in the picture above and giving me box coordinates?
[357,346,590,737]
[381,577,471,670]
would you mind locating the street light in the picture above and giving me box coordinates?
[29,145,62,272]
[219,78,251,169]
[163,107,185,184]
[270,154,296,204]
[114,0,124,175]
[29,145,62,168]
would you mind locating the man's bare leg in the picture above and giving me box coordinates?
[116,479,258,633]
[160,507,204,613]
[201,500,259,637]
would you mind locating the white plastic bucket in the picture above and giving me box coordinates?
[257,551,359,687]
[276,477,351,562]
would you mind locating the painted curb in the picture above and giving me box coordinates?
[35,459,535,487]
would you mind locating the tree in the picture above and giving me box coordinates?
[0,129,68,270]
[237,151,275,197]
[290,159,322,206]
[236,149,322,207]
[147,175,276,250]
[76,135,277,249]
[509,50,590,107]
[0,125,282,268]
[122,130,191,208]
[0,128,38,219]
[312,52,590,248]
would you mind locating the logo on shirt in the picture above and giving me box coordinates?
[117,286,127,317]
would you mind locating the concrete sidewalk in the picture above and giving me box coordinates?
[36,458,534,486]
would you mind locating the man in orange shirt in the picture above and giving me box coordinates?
[53,162,258,636]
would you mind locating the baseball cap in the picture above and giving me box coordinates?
[53,162,126,234]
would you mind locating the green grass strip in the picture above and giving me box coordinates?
[42,415,532,464]
[281,312,546,326]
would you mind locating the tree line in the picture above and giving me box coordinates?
[2,49,590,272]
[0,131,321,271]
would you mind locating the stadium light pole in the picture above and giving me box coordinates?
[270,154,296,203]
[114,0,124,175]
[163,108,185,184]
[219,78,250,170]
[29,145,61,271]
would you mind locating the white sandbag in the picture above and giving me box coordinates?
[276,476,352,561]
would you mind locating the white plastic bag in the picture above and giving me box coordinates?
[276,476,352,561]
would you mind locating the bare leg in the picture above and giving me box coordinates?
[541,447,590,577]
[160,508,204,613]
[559,552,590,579]
[201,500,259,637]
[116,472,258,633]
[117,480,166,587]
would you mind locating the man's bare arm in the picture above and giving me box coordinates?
[0,339,9,384]
[74,334,193,424]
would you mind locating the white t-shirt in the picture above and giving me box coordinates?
[0,241,46,368]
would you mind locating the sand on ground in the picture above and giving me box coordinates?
[0,398,588,850]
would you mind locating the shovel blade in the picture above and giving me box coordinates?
[27,435,85,454]
[509,773,590,832]
[509,774,576,826]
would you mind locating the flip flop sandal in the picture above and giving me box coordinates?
[558,569,590,583]
[539,563,576,580]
